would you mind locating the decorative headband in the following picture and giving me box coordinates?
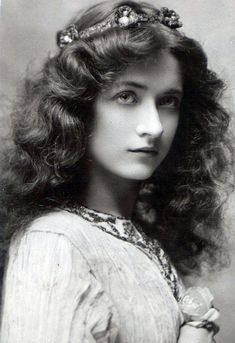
[57,5,182,48]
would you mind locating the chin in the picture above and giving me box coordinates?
[118,166,157,181]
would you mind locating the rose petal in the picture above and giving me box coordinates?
[201,308,220,321]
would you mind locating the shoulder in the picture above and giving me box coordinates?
[27,209,89,235]
[8,210,94,263]
[13,209,91,245]
[5,211,97,290]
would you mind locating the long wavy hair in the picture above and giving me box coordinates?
[0,0,233,277]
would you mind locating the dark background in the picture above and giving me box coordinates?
[0,1,235,341]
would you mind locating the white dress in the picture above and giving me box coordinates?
[0,206,184,342]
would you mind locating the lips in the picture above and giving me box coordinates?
[129,147,158,154]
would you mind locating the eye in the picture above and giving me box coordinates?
[116,91,137,105]
[158,95,181,108]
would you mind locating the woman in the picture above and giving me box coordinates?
[0,1,232,342]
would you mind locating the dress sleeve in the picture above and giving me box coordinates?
[0,230,119,343]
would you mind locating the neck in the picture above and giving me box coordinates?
[82,164,141,218]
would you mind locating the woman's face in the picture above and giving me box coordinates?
[88,51,183,181]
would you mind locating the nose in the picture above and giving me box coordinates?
[136,102,163,138]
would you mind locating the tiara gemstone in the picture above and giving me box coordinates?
[119,16,130,26]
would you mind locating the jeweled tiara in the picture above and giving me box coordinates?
[57,5,182,48]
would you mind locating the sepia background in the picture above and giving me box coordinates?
[0,0,235,341]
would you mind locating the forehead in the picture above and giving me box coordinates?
[111,51,183,92]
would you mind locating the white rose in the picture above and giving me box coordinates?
[179,287,214,321]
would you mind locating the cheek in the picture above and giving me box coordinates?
[91,119,119,147]
[88,115,122,162]
[90,107,132,149]
[162,115,179,139]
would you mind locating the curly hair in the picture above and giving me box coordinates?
[0,0,233,277]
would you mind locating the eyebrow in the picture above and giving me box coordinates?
[113,81,183,95]
[116,81,148,90]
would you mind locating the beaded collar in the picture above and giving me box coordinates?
[63,205,180,301]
